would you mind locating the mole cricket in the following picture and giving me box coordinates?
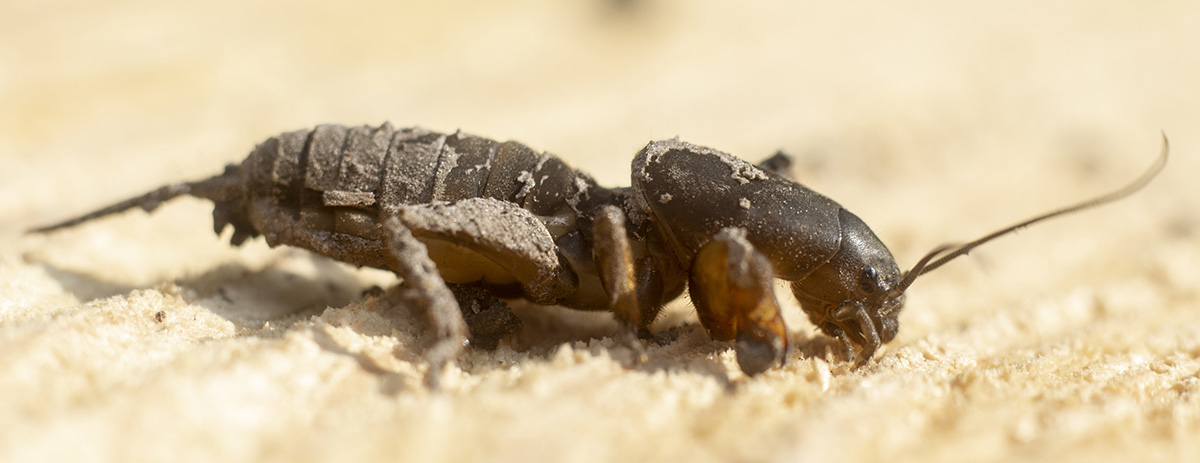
[31,124,1168,377]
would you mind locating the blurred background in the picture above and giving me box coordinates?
[5,0,1195,305]
[4,1,1193,235]
[2,1,1198,461]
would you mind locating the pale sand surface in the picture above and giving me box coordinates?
[3,1,1200,462]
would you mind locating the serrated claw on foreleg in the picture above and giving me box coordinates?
[688,227,788,376]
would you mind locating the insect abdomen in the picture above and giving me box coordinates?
[236,123,585,268]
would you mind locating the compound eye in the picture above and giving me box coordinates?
[859,266,880,293]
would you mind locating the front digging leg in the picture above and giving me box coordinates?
[688,227,788,376]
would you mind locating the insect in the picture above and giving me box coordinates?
[31,124,1168,378]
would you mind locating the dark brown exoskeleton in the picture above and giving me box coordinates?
[31,124,1168,378]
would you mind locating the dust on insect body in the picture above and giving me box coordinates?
[30,123,1169,381]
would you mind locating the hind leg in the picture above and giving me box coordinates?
[383,218,469,388]
[393,198,576,304]
[387,198,578,374]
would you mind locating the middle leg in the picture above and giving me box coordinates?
[591,205,671,338]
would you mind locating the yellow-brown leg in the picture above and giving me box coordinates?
[689,227,788,375]
[592,205,642,330]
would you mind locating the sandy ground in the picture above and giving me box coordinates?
[3,1,1199,462]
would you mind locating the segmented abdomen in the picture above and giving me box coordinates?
[233,123,587,269]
